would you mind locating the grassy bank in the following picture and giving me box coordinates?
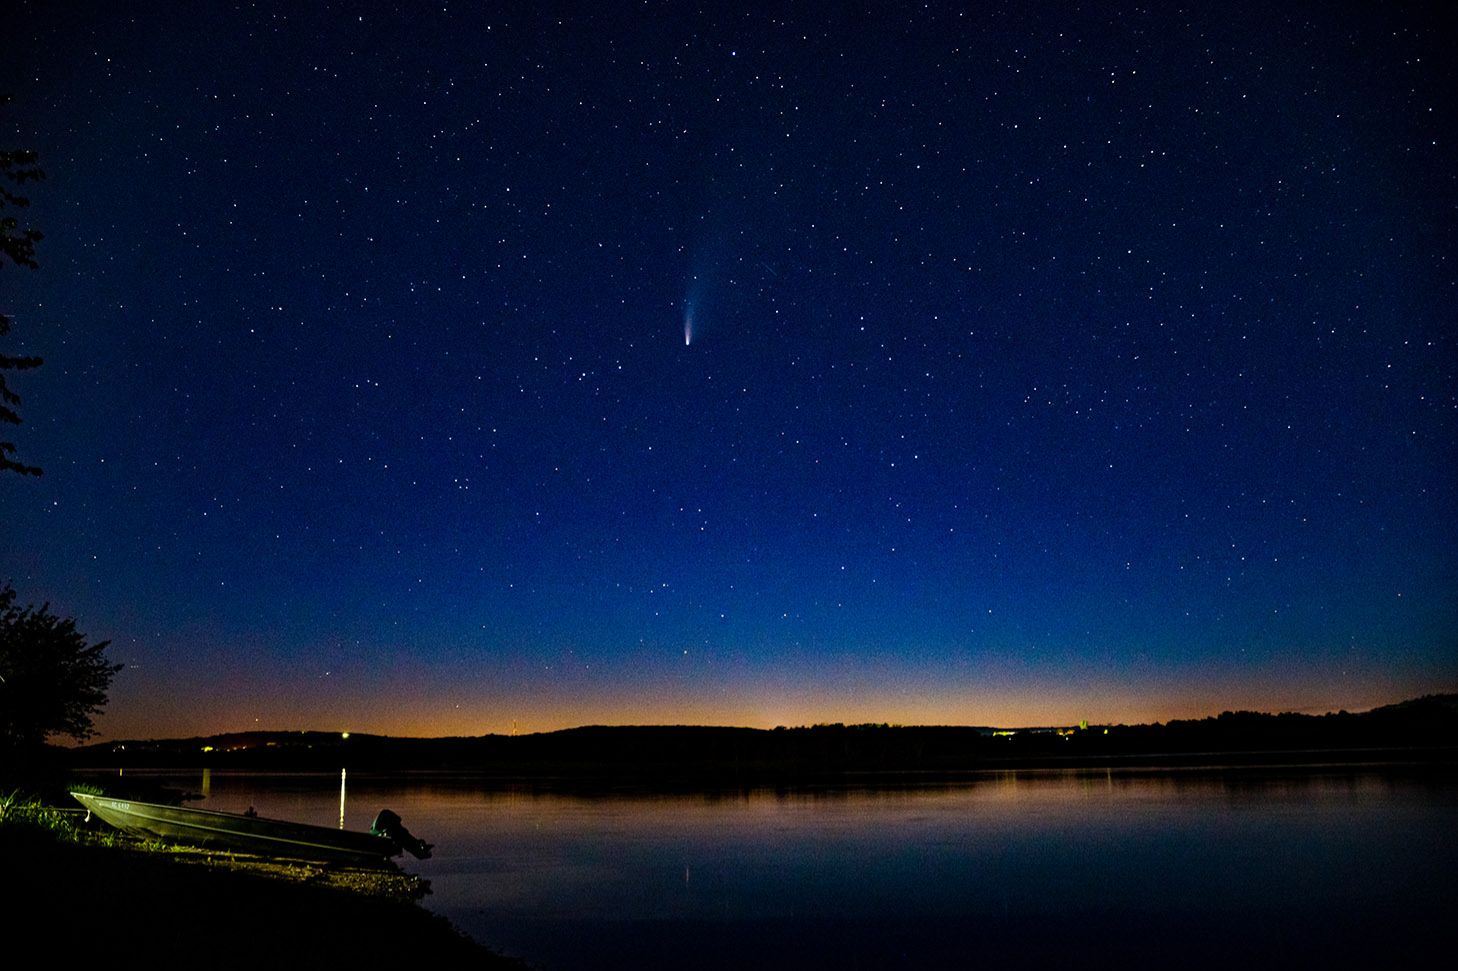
[1,795,523,965]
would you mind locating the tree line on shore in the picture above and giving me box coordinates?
[59,693,1458,778]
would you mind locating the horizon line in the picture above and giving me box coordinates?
[75,691,1457,746]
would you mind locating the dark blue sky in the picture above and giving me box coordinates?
[2,0,1453,737]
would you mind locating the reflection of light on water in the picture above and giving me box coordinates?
[339,767,347,829]
[75,767,1456,971]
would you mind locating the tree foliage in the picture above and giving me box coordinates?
[1,94,46,476]
[0,582,120,751]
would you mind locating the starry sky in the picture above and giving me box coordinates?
[2,0,1453,739]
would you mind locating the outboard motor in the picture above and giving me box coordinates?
[371,808,433,859]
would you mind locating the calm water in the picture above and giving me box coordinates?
[89,766,1457,968]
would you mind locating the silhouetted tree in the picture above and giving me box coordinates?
[1,96,46,477]
[0,582,120,753]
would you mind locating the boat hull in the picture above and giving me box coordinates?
[71,792,398,865]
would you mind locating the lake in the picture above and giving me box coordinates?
[86,765,1456,968]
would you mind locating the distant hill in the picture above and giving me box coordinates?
[1368,692,1458,719]
[64,694,1458,779]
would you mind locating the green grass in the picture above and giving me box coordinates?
[0,790,85,838]
[0,788,162,850]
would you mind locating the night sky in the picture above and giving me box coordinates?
[2,1,1453,739]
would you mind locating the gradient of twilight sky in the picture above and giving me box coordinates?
[2,0,1453,740]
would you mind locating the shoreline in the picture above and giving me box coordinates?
[3,808,523,966]
[60,693,1457,777]
[64,743,1458,793]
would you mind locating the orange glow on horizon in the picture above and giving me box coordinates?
[85,669,1446,742]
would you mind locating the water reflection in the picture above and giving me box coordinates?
[80,766,1457,969]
